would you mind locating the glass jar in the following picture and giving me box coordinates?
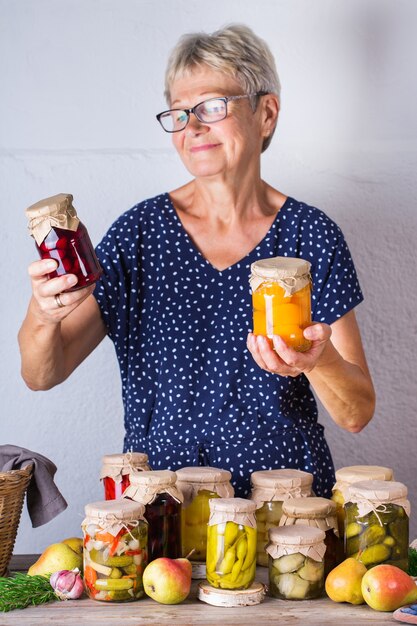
[280,497,343,577]
[266,525,326,600]
[100,452,151,500]
[250,256,312,352]
[25,193,102,291]
[250,469,314,566]
[123,470,183,561]
[176,466,234,562]
[82,499,148,602]
[344,480,410,571]
[206,497,257,590]
[331,465,394,538]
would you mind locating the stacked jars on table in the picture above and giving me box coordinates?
[250,469,314,566]
[175,466,234,562]
[123,470,183,561]
[206,498,257,590]
[331,465,393,538]
[279,497,343,577]
[344,480,410,571]
[266,525,326,600]
[101,452,151,500]
[82,499,148,602]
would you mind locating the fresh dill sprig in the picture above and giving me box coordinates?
[0,573,57,612]
[409,547,417,577]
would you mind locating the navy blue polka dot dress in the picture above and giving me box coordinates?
[94,194,363,498]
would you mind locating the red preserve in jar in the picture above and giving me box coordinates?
[25,193,102,291]
[101,453,151,500]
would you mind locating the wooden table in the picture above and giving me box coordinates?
[2,555,399,625]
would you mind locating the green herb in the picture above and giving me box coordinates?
[0,573,57,612]
[409,547,417,577]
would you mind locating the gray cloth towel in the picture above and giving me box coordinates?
[0,444,67,528]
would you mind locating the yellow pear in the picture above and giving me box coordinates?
[325,557,367,604]
[27,542,83,577]
[62,537,83,555]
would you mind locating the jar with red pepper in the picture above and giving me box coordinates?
[101,452,151,500]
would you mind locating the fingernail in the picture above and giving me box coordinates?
[67,275,77,286]
[45,260,57,269]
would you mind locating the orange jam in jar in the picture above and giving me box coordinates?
[250,256,312,352]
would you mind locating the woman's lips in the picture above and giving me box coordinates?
[189,143,221,153]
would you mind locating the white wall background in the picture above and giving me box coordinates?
[1,0,417,552]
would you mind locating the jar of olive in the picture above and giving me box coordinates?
[279,497,343,577]
[331,465,394,538]
[250,469,313,566]
[266,525,326,600]
[344,480,410,571]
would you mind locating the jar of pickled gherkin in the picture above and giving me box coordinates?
[82,499,148,602]
[101,452,151,500]
[279,497,343,577]
[123,470,183,561]
[25,193,102,291]
[176,466,234,563]
[344,480,410,571]
[331,465,394,538]
[250,469,313,566]
[250,256,312,352]
[206,498,257,590]
[266,525,326,600]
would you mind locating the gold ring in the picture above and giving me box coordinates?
[55,294,64,308]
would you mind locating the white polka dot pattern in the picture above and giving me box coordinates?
[94,194,363,497]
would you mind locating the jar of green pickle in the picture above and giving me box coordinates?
[279,497,343,577]
[250,469,313,566]
[331,465,393,538]
[206,498,257,590]
[344,480,410,571]
[266,525,326,600]
[176,466,234,563]
[82,499,148,602]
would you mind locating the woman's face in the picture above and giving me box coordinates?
[168,66,268,180]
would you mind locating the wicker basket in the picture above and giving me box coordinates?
[0,464,33,577]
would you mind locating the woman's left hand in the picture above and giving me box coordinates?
[247,323,332,377]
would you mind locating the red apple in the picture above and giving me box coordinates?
[142,557,192,604]
[361,564,417,611]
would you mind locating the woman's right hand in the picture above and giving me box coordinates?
[28,258,96,323]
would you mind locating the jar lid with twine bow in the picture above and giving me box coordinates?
[345,480,410,521]
[250,469,314,505]
[208,498,257,529]
[100,452,151,484]
[280,496,339,536]
[122,469,184,505]
[332,465,394,500]
[175,466,234,508]
[266,525,326,562]
[82,499,147,537]
[25,193,79,246]
[249,256,312,296]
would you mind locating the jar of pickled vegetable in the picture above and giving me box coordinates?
[250,256,312,352]
[123,470,183,561]
[206,497,257,590]
[266,525,326,600]
[279,497,343,577]
[176,466,234,562]
[331,465,394,538]
[25,193,102,291]
[101,452,151,500]
[250,469,314,566]
[344,480,410,571]
[82,499,148,602]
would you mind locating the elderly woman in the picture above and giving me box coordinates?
[18,24,375,497]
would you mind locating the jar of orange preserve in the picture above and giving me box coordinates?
[250,256,312,352]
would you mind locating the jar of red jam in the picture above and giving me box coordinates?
[123,470,183,561]
[25,193,102,291]
[101,453,151,500]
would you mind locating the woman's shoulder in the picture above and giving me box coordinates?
[100,192,172,238]
[282,196,344,240]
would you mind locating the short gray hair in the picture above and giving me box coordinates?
[164,24,281,151]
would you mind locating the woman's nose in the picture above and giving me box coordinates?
[185,113,209,135]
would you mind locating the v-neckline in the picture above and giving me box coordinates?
[164,192,291,273]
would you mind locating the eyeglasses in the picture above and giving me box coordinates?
[156,92,267,133]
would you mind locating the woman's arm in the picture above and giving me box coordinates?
[247,309,375,432]
[18,259,107,390]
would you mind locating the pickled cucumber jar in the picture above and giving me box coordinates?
[331,465,394,537]
[123,470,183,561]
[176,467,234,562]
[250,256,312,352]
[82,499,148,602]
[101,452,151,500]
[206,498,257,590]
[25,193,102,291]
[250,469,313,566]
[279,497,343,577]
[266,525,326,600]
[344,480,410,571]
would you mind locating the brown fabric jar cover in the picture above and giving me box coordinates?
[122,469,184,505]
[175,466,234,508]
[100,452,151,484]
[208,497,257,529]
[82,499,147,537]
[250,256,312,296]
[26,193,80,246]
[266,525,326,562]
[250,468,313,505]
[279,496,339,537]
[345,480,410,518]
[332,465,394,501]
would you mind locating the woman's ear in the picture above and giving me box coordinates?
[260,93,279,138]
